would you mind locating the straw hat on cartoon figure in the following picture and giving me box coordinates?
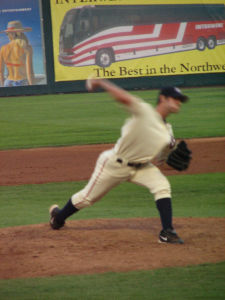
[0,20,32,34]
[0,20,34,86]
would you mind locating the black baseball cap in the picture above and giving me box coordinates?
[160,86,189,102]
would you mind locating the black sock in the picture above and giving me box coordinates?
[156,197,173,231]
[56,198,79,223]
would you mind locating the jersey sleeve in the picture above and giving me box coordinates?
[125,95,149,116]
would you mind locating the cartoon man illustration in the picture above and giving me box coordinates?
[0,20,34,87]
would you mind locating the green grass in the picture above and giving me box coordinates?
[0,86,224,150]
[0,86,224,299]
[0,172,224,228]
[0,262,224,300]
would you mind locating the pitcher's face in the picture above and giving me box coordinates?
[165,97,181,113]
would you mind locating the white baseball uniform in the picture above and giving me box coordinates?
[71,95,174,209]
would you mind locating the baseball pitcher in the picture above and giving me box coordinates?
[49,78,191,244]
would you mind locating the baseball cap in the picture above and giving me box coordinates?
[160,86,189,102]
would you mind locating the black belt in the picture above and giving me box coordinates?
[116,158,145,168]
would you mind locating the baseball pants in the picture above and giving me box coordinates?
[71,149,171,209]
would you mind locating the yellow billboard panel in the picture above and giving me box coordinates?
[50,0,225,81]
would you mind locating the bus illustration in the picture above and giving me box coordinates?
[58,4,225,68]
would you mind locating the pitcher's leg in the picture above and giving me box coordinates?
[130,165,183,243]
[71,151,129,209]
[50,151,129,229]
[71,163,122,209]
[130,164,173,227]
[130,164,171,201]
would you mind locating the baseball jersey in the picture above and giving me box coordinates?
[114,95,171,163]
[156,123,176,164]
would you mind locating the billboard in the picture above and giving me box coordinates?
[50,0,225,82]
[0,0,46,87]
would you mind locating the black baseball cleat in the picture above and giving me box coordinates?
[158,228,184,244]
[49,204,65,230]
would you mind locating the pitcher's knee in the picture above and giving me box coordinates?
[154,190,171,201]
[71,191,93,209]
[153,184,171,201]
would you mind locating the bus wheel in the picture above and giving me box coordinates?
[207,36,217,49]
[196,37,206,51]
[96,49,114,67]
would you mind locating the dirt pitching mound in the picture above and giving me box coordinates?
[0,217,224,279]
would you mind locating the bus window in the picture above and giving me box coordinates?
[60,10,78,50]
[76,10,91,42]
